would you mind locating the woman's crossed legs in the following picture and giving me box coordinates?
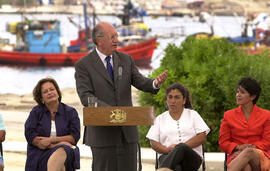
[228,148,260,171]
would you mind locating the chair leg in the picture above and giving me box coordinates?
[202,145,206,171]
[224,153,227,171]
[137,142,142,171]
[155,152,159,169]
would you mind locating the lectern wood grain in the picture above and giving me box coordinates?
[83,106,155,126]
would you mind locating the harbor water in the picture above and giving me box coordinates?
[0,14,244,95]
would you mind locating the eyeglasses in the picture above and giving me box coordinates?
[97,35,118,41]
[110,35,118,40]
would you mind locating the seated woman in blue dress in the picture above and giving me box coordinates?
[24,77,81,171]
[0,113,5,171]
[147,83,210,171]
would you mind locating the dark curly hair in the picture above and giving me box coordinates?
[33,77,62,105]
[237,77,261,104]
[165,82,192,109]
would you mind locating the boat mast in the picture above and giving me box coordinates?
[22,0,27,22]
[82,0,89,43]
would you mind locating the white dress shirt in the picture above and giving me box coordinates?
[146,108,210,158]
[51,120,56,137]
[96,48,113,68]
[95,47,160,89]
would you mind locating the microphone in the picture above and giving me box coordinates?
[118,66,123,80]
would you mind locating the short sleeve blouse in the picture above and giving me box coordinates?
[146,108,210,158]
[0,114,5,131]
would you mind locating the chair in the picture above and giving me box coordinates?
[155,145,206,171]
[0,143,2,158]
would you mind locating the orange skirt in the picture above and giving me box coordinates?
[255,149,270,171]
[228,149,270,170]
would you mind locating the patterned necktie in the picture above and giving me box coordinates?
[105,56,114,81]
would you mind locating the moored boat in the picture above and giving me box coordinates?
[0,18,157,68]
[228,13,270,54]
[0,37,156,67]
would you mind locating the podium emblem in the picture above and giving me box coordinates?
[110,109,127,123]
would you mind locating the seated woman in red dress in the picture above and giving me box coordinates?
[24,77,81,171]
[219,77,270,171]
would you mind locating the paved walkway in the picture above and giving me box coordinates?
[3,141,225,171]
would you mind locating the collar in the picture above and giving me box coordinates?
[236,104,258,113]
[96,47,111,62]
[42,103,64,115]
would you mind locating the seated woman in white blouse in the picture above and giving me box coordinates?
[146,83,210,171]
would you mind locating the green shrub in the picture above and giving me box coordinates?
[138,37,270,151]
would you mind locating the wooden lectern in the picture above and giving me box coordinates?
[83,106,156,126]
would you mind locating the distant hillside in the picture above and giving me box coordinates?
[203,0,270,15]
[0,0,269,16]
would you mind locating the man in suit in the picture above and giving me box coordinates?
[75,22,168,171]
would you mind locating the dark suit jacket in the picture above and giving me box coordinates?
[75,49,159,147]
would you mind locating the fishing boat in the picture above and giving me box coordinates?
[0,19,156,68]
[0,38,156,67]
[227,13,270,54]
[0,0,157,68]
